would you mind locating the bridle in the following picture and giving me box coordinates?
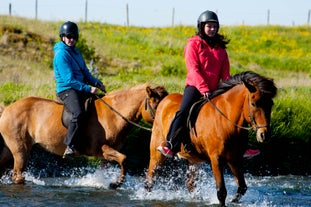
[95,94,153,131]
[206,94,268,131]
[246,95,268,131]
[144,97,156,120]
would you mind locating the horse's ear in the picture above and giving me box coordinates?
[146,86,153,97]
[243,80,257,93]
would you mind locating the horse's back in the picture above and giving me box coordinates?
[0,96,65,149]
[1,96,62,122]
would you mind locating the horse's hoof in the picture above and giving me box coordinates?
[12,173,25,184]
[109,182,121,189]
[12,177,25,184]
[144,180,153,192]
[231,193,242,203]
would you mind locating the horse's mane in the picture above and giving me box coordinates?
[211,71,277,99]
[108,83,168,99]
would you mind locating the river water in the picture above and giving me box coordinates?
[0,161,310,207]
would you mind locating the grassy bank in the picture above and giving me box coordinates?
[0,16,310,175]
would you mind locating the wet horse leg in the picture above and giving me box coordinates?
[210,155,227,207]
[228,161,247,202]
[11,150,30,184]
[101,145,126,189]
[144,151,165,191]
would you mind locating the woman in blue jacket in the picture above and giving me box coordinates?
[53,21,106,158]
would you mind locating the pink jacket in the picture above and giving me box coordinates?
[184,35,230,94]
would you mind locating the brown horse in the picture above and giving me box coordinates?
[145,71,277,207]
[0,83,168,186]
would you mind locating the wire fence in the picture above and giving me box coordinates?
[2,0,311,27]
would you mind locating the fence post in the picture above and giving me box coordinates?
[35,0,38,20]
[308,9,310,25]
[9,3,12,16]
[171,7,175,27]
[85,0,88,22]
[126,3,129,26]
[267,9,270,25]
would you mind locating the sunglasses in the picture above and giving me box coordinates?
[64,34,77,40]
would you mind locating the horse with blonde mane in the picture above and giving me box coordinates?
[145,71,277,207]
[0,83,168,187]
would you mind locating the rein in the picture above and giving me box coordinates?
[206,96,253,131]
[95,94,152,131]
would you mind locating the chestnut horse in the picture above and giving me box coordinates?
[145,71,277,207]
[0,83,168,186]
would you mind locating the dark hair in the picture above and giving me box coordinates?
[196,22,230,49]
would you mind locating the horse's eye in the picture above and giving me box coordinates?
[251,102,256,107]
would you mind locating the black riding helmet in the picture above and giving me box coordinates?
[197,10,219,35]
[59,21,79,41]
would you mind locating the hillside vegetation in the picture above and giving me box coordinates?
[0,16,310,175]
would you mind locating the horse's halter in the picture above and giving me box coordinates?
[247,95,268,131]
[144,98,156,120]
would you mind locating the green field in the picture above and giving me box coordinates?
[0,16,310,175]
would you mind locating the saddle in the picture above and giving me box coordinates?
[187,98,208,137]
[54,95,95,128]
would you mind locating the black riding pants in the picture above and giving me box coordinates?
[166,85,202,153]
[57,89,88,146]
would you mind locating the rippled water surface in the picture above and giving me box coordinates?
[0,163,310,207]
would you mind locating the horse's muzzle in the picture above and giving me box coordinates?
[256,127,271,143]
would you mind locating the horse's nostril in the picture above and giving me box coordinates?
[261,132,265,140]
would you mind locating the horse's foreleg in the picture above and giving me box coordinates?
[101,145,126,189]
[144,159,156,191]
[144,151,165,191]
[186,163,199,192]
[228,161,247,203]
[210,155,227,207]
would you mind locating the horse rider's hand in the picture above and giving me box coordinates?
[98,84,107,93]
[90,86,98,94]
[203,92,211,99]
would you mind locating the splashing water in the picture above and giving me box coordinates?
[0,162,310,206]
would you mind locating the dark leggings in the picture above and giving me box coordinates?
[165,86,202,153]
[57,89,88,146]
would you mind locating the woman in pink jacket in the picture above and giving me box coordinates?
[157,10,260,159]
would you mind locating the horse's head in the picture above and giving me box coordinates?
[142,85,168,124]
[243,73,277,143]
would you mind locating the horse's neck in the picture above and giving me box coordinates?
[102,91,145,119]
[216,85,248,123]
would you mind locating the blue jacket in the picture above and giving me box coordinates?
[53,41,103,94]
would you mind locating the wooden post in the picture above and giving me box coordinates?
[35,0,38,20]
[267,9,270,25]
[85,0,88,22]
[9,3,12,16]
[126,3,129,26]
[171,7,175,27]
[308,9,310,25]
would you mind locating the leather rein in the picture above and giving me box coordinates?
[205,95,267,131]
[95,94,153,131]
